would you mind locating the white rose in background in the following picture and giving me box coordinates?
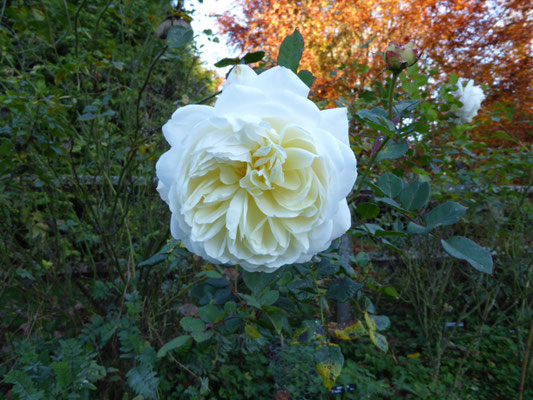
[156,65,357,272]
[453,79,486,123]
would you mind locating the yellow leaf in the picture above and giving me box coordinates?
[245,323,260,339]
[54,69,68,85]
[407,352,421,359]
[364,312,377,332]
[31,7,45,21]
[314,343,344,391]
[330,320,368,340]
[291,321,324,345]
[316,360,342,391]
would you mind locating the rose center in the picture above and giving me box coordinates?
[239,138,287,196]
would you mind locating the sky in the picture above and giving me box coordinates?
[185,0,242,74]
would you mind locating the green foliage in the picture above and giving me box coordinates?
[377,139,409,161]
[327,277,363,303]
[441,236,494,273]
[126,364,159,399]
[399,180,430,210]
[4,338,106,398]
[156,335,191,359]
[214,50,265,68]
[2,15,531,400]
[277,29,304,72]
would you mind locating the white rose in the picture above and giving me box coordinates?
[156,65,357,272]
[454,79,486,123]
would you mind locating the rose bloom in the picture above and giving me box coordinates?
[156,65,357,272]
[454,79,486,123]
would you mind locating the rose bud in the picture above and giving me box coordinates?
[384,42,420,72]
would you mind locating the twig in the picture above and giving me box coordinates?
[519,319,533,400]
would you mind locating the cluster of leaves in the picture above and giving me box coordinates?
[0,0,215,397]
[0,0,216,278]
[4,338,106,398]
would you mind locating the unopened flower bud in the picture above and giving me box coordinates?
[384,42,419,72]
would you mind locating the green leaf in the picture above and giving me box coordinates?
[264,308,285,334]
[399,180,430,210]
[364,179,386,196]
[52,361,71,389]
[357,107,395,134]
[167,25,193,48]
[259,290,279,306]
[375,230,407,238]
[196,270,222,279]
[137,252,167,267]
[370,315,391,331]
[377,173,404,198]
[214,57,240,68]
[374,197,408,212]
[369,331,388,352]
[400,72,419,97]
[191,330,214,343]
[367,283,400,300]
[224,301,237,314]
[357,223,385,236]
[198,304,221,324]
[242,270,277,294]
[377,140,408,161]
[441,236,493,274]
[78,113,96,121]
[180,317,205,332]
[288,279,315,301]
[157,335,191,358]
[354,252,370,267]
[317,257,340,277]
[355,203,380,219]
[358,34,377,48]
[241,294,261,308]
[425,201,467,228]
[242,51,265,64]
[393,100,419,118]
[407,221,430,235]
[126,365,159,398]
[277,29,304,72]
[327,277,362,303]
[364,297,375,313]
[449,73,459,85]
[400,121,429,137]
[297,70,315,88]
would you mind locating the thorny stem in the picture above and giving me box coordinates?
[348,71,399,204]
[519,319,533,400]
[135,45,168,133]
[194,90,222,105]
[387,72,399,121]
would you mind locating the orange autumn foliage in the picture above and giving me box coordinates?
[218,0,532,143]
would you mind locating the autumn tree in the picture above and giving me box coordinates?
[218,0,532,142]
